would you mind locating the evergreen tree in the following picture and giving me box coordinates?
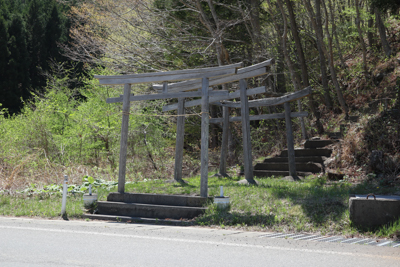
[6,14,30,114]
[0,15,10,112]
[27,0,47,90]
[0,0,10,21]
[44,2,64,65]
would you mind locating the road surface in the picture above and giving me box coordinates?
[0,217,399,266]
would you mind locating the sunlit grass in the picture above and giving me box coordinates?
[1,174,399,238]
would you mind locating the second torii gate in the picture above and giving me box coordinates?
[163,78,312,184]
[210,86,312,182]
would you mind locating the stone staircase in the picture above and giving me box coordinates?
[253,138,338,178]
[83,192,210,223]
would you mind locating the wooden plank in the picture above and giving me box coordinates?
[107,90,229,103]
[200,78,210,198]
[209,111,309,124]
[240,79,255,183]
[95,62,242,80]
[217,86,312,108]
[174,98,185,182]
[162,86,277,112]
[97,68,238,85]
[95,63,243,85]
[117,84,132,193]
[284,102,298,179]
[162,81,168,93]
[236,59,274,74]
[219,106,229,176]
[154,67,268,93]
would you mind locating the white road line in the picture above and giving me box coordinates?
[270,233,292,238]
[349,238,370,244]
[325,237,343,243]
[296,235,317,240]
[290,234,307,239]
[313,236,334,242]
[377,241,392,247]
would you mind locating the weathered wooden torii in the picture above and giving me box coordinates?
[161,77,312,184]
[210,86,312,182]
[95,60,277,198]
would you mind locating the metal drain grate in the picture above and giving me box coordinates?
[259,233,400,248]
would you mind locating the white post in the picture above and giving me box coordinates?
[61,175,68,216]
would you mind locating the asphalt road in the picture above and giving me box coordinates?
[0,217,399,267]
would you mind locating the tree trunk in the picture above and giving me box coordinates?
[275,0,300,92]
[249,0,263,56]
[375,8,391,58]
[303,0,332,111]
[285,0,309,87]
[276,44,287,93]
[275,0,308,139]
[355,0,368,78]
[367,5,376,48]
[304,0,348,116]
[330,0,347,68]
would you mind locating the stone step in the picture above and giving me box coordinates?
[253,170,312,178]
[107,192,210,207]
[254,162,323,173]
[263,156,325,164]
[328,132,342,139]
[304,139,338,149]
[97,201,207,220]
[279,149,332,157]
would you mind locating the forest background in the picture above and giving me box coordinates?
[0,0,400,192]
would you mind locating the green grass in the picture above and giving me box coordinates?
[1,174,399,239]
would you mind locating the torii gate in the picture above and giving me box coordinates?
[94,59,311,198]
[210,86,312,182]
[162,79,312,184]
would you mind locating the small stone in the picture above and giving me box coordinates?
[237,179,258,185]
[281,176,302,181]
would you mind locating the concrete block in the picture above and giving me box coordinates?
[107,192,211,207]
[97,201,207,220]
[349,196,400,228]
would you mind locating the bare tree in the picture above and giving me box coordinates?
[375,8,392,58]
[354,0,368,78]
[302,0,348,116]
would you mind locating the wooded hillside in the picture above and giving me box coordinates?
[0,0,400,190]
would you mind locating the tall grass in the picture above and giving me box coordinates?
[0,68,176,191]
